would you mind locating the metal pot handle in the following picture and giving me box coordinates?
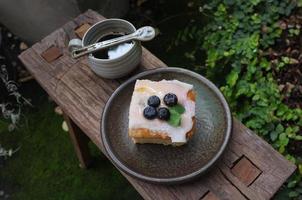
[68,39,82,53]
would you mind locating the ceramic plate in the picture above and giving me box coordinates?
[101,67,232,184]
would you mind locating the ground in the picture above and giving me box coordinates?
[0,83,141,199]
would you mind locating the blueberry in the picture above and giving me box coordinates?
[157,107,170,121]
[163,93,178,106]
[143,106,157,119]
[147,95,160,107]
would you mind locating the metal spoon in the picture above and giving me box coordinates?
[71,26,156,59]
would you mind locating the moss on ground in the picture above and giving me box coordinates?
[0,84,141,200]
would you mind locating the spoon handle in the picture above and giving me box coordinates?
[71,33,136,59]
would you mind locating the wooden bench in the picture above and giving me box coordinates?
[19,10,296,200]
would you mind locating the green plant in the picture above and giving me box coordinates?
[171,0,302,198]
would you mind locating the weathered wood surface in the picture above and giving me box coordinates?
[19,10,296,200]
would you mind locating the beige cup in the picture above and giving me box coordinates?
[68,19,142,79]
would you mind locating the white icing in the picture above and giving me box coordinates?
[129,79,195,143]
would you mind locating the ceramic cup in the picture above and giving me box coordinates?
[68,19,142,79]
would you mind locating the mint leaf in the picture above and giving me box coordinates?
[169,104,185,114]
[168,110,181,127]
[167,104,185,127]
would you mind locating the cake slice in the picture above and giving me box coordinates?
[128,79,196,146]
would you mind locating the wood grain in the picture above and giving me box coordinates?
[19,9,296,200]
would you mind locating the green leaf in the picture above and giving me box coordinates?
[276,124,284,133]
[270,131,278,141]
[287,180,297,188]
[286,113,293,120]
[168,110,181,127]
[299,164,302,175]
[167,104,185,127]
[227,70,239,87]
[252,94,260,101]
[295,135,302,140]
[169,104,185,114]
[218,4,226,13]
[285,154,296,163]
[251,14,261,24]
[288,191,299,198]
[250,0,260,6]
[279,133,289,147]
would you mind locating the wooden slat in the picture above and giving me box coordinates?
[19,9,296,200]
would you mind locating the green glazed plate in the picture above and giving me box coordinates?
[101,67,232,184]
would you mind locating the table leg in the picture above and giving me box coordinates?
[63,113,92,169]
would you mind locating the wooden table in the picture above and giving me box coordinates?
[19,10,296,200]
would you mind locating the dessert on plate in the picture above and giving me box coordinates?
[128,79,196,146]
